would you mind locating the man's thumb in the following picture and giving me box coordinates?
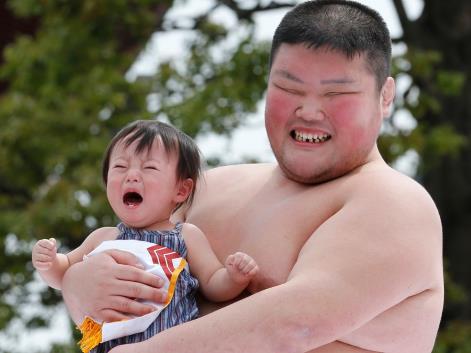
[106,249,144,269]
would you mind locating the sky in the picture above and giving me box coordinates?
[3,1,425,351]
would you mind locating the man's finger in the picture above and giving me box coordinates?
[105,249,144,269]
[97,308,130,323]
[97,298,156,322]
[108,279,167,304]
[96,250,164,288]
[114,263,164,289]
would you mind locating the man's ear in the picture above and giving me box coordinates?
[174,178,194,203]
[381,77,395,118]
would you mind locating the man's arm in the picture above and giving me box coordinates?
[107,177,442,352]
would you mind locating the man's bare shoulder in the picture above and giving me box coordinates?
[298,162,443,285]
[347,164,440,224]
[340,165,443,271]
[292,165,443,352]
[204,163,276,180]
[199,163,276,194]
[331,164,443,288]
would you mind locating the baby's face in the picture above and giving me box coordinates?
[106,138,181,229]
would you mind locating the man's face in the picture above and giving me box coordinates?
[265,44,394,184]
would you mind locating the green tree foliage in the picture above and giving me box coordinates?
[0,0,293,351]
[1,0,471,351]
[384,0,471,349]
[0,0,168,350]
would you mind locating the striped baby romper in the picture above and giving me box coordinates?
[92,222,199,353]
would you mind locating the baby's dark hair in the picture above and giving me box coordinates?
[102,120,202,209]
[270,0,392,91]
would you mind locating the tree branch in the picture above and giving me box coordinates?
[392,0,412,39]
[160,3,220,31]
[160,1,296,33]
[217,0,296,22]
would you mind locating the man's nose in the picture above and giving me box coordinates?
[295,101,326,121]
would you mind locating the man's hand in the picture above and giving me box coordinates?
[62,249,166,324]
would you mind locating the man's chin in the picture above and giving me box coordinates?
[278,163,330,185]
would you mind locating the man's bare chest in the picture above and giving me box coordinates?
[188,187,341,291]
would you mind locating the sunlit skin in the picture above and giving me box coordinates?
[265,44,394,184]
[61,44,442,353]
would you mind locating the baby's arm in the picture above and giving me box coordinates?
[209,251,258,300]
[32,227,118,290]
[182,224,259,302]
[32,238,70,290]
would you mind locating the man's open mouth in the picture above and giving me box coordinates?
[123,192,143,207]
[291,130,331,143]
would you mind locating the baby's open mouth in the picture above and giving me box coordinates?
[290,130,331,143]
[123,192,143,207]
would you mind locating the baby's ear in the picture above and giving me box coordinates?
[175,178,193,203]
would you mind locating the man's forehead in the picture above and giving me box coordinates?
[273,43,368,65]
[273,68,357,85]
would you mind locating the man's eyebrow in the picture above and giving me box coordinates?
[274,70,357,86]
[320,78,356,85]
[273,69,305,84]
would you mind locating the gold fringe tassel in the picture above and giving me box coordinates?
[77,316,103,353]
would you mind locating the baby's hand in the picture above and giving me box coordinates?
[225,252,259,285]
[32,238,57,271]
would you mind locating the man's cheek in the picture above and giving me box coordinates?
[327,102,368,145]
[326,96,359,119]
[267,91,295,118]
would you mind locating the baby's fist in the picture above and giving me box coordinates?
[225,252,259,285]
[32,238,57,271]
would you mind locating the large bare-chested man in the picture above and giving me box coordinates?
[62,1,444,352]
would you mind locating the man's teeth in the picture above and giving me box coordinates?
[294,131,331,143]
